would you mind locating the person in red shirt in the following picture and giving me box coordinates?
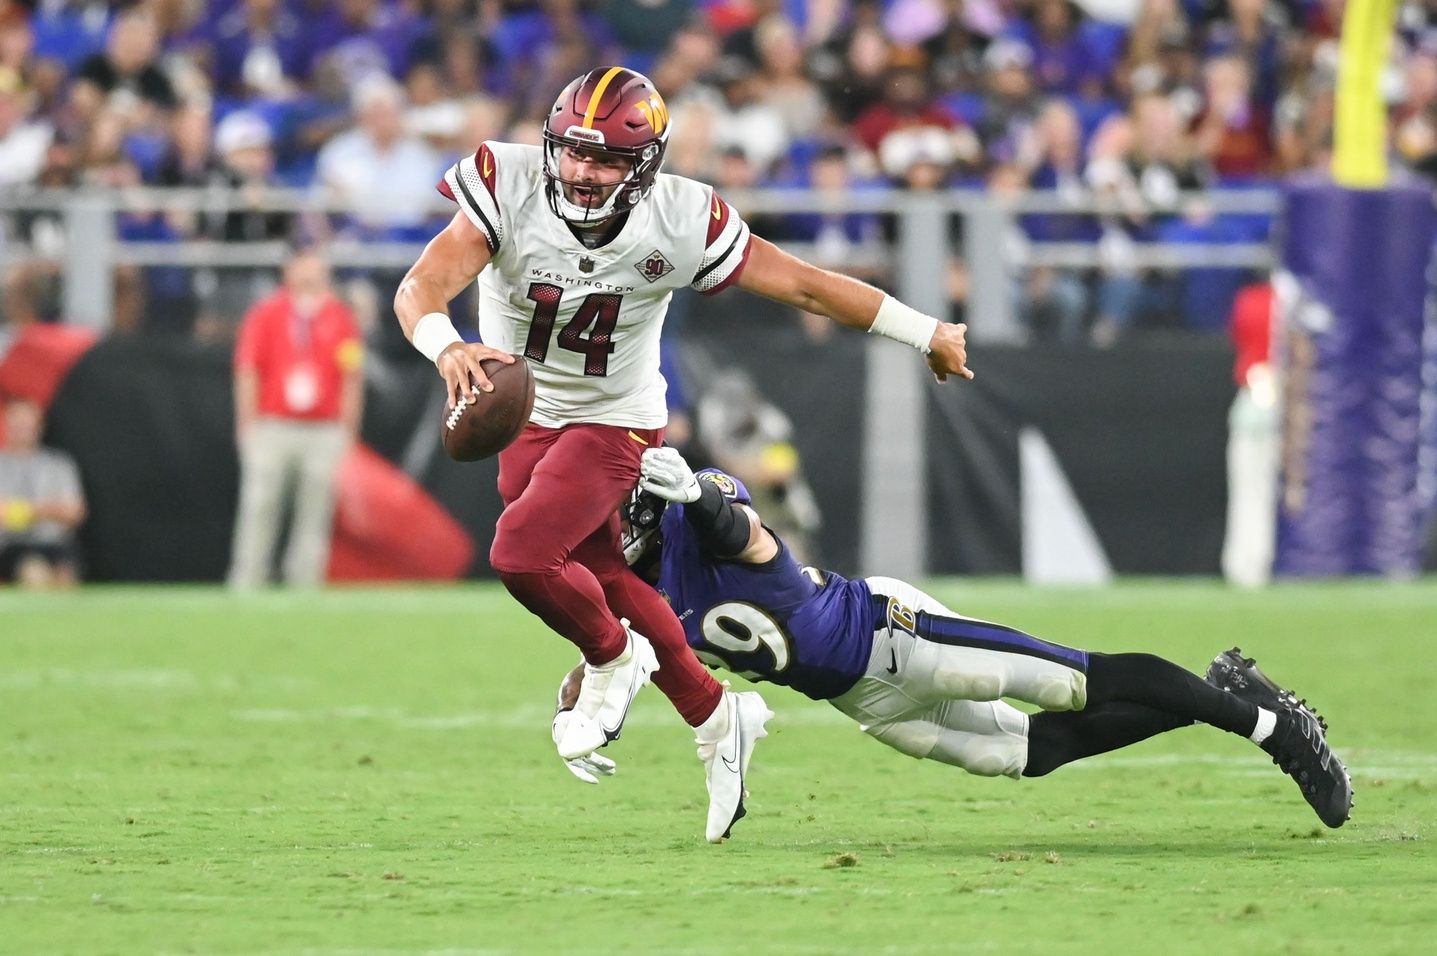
[228,246,364,589]
[851,57,960,155]
[1192,55,1273,180]
[1222,278,1277,588]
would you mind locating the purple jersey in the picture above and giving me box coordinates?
[654,474,880,701]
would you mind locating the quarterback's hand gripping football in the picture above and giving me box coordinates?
[551,710,617,784]
[638,448,702,503]
[926,322,974,383]
[436,342,516,407]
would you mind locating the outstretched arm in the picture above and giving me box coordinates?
[734,237,973,382]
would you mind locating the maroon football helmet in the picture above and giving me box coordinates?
[542,67,671,225]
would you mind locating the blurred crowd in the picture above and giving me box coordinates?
[1,0,1436,342]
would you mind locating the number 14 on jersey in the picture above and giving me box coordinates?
[523,282,621,377]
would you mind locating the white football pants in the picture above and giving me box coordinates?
[829,577,1090,779]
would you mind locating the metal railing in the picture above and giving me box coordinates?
[0,184,1284,580]
[0,185,1282,342]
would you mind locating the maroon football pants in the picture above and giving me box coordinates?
[489,422,722,727]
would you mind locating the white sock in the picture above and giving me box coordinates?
[694,693,732,743]
[592,632,633,671]
[1249,708,1278,745]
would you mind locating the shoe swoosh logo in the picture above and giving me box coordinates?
[600,680,639,737]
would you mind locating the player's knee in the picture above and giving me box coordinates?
[864,722,938,760]
[490,514,560,574]
[936,738,1026,779]
[1030,670,1087,712]
[963,745,1024,779]
[932,666,1003,702]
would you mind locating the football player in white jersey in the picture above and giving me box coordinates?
[393,67,972,843]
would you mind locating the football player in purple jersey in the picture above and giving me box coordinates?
[553,447,1353,831]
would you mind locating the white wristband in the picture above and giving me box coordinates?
[412,312,463,364]
[870,295,939,353]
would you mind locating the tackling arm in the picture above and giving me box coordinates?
[734,237,973,382]
[638,448,780,563]
[732,504,780,564]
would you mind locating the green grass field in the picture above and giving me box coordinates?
[2,581,1433,955]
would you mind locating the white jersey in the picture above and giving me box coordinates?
[439,141,753,429]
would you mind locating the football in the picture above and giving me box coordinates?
[440,356,535,461]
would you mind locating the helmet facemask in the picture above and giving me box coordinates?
[620,486,668,574]
[541,128,667,226]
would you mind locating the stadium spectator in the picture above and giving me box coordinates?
[154,100,214,187]
[1016,0,1108,97]
[310,0,428,89]
[880,124,972,322]
[228,246,364,590]
[782,141,886,280]
[72,10,178,119]
[1014,98,1096,343]
[402,60,469,156]
[314,74,444,239]
[852,52,958,155]
[30,1,113,72]
[0,0,1389,339]
[204,0,311,99]
[707,55,789,174]
[604,0,693,75]
[1085,92,1211,344]
[1203,0,1282,110]
[0,67,53,188]
[811,0,891,122]
[431,30,498,103]
[1191,53,1272,180]
[754,15,828,142]
[973,38,1042,170]
[1394,43,1437,178]
[0,13,34,79]
[188,110,294,338]
[922,0,992,96]
[0,396,86,589]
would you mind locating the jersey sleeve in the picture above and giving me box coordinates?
[690,191,752,295]
[437,141,505,254]
[695,468,752,504]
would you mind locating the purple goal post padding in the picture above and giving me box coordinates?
[1274,177,1436,577]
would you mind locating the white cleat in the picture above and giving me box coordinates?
[697,690,773,843]
[556,625,659,760]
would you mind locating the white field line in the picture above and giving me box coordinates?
[227,703,850,730]
[216,705,1437,779]
[3,581,1436,615]
[0,669,311,692]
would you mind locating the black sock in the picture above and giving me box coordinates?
[1024,702,1192,777]
[1085,652,1260,737]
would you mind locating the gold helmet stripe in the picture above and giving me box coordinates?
[582,67,628,129]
